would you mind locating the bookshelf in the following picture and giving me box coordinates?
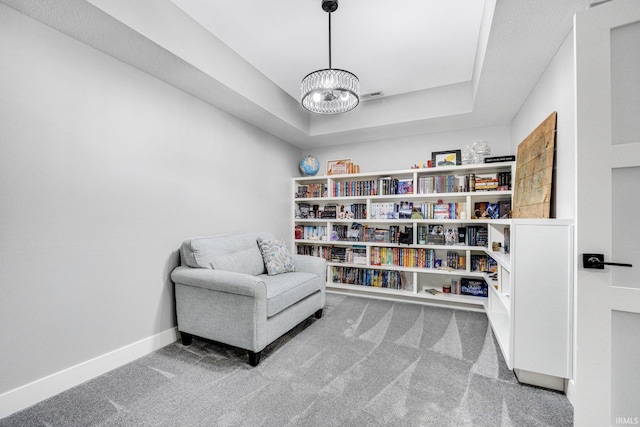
[292,162,515,312]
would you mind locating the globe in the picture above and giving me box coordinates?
[299,155,320,176]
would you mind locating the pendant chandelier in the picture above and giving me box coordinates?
[301,0,360,114]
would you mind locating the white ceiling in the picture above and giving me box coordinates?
[2,0,595,149]
[169,0,486,101]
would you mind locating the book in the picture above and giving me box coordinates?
[398,179,414,194]
[427,224,445,245]
[504,227,510,253]
[461,278,488,297]
[484,155,515,163]
[457,227,466,244]
[486,203,500,219]
[298,203,311,219]
[399,201,413,219]
[498,200,511,218]
[445,228,458,245]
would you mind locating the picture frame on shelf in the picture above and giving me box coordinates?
[432,150,462,167]
[326,158,352,175]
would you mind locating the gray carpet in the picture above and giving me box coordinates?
[1,294,573,426]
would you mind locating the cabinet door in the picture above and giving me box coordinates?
[512,223,572,378]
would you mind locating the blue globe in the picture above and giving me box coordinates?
[299,155,320,176]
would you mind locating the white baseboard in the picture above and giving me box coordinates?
[514,368,566,392]
[566,378,576,406]
[0,327,179,419]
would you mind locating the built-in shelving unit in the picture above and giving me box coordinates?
[292,163,514,312]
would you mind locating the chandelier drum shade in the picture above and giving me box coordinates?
[301,0,360,114]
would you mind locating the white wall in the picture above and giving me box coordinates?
[510,32,576,220]
[0,4,299,403]
[307,124,512,174]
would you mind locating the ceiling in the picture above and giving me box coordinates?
[169,0,487,101]
[2,0,595,149]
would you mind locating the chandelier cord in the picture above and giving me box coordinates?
[328,12,332,69]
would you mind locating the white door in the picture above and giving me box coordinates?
[574,1,640,425]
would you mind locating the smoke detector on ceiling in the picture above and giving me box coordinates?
[360,91,385,102]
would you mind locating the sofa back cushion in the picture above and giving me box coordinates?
[181,232,273,276]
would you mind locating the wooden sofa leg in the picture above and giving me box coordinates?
[180,332,193,346]
[248,351,261,367]
[314,309,323,319]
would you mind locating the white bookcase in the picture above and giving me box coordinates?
[292,163,515,311]
[292,165,574,389]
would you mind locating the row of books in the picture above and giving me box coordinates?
[370,247,438,268]
[298,243,499,275]
[446,251,466,270]
[294,225,327,240]
[331,266,409,290]
[296,224,489,248]
[331,224,366,241]
[332,177,414,197]
[416,175,460,194]
[297,224,410,244]
[418,225,487,248]
[295,203,368,220]
[470,254,498,273]
[349,203,367,219]
[420,202,466,220]
[296,183,327,199]
[297,171,512,200]
[296,244,332,260]
[473,173,512,191]
[417,225,464,245]
[364,225,411,244]
[467,225,488,247]
[329,246,367,264]
[408,172,514,194]
[369,247,472,271]
[369,201,466,220]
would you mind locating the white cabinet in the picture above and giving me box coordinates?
[486,219,573,390]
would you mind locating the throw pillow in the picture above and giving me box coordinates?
[257,237,296,275]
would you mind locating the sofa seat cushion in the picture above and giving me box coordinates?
[181,232,273,276]
[260,272,321,317]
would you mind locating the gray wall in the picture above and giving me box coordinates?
[0,5,299,395]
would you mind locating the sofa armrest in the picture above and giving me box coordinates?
[292,255,327,281]
[171,266,266,297]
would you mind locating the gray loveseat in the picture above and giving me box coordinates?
[171,231,326,366]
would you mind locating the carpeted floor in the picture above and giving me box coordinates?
[1,293,573,426]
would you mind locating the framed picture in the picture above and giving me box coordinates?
[431,150,462,167]
[326,158,352,175]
